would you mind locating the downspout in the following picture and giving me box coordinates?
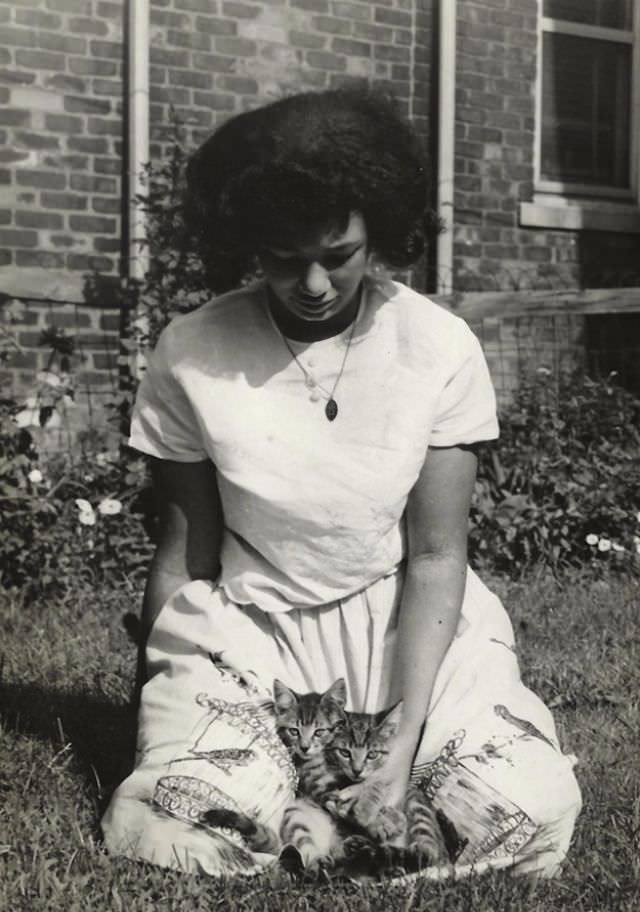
[436,0,456,295]
[127,0,150,370]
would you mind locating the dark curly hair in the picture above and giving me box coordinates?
[183,86,437,291]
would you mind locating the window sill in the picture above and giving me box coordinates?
[519,199,640,234]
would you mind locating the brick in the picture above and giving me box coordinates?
[0,108,32,127]
[16,169,67,190]
[150,47,190,68]
[222,1,260,17]
[306,50,347,70]
[90,40,122,59]
[67,253,114,271]
[0,209,9,224]
[44,113,85,133]
[194,16,237,35]
[69,214,116,232]
[193,90,236,110]
[99,311,120,331]
[68,136,110,154]
[173,0,216,8]
[93,236,121,252]
[290,0,329,10]
[352,21,393,42]
[70,174,118,193]
[15,8,62,28]
[92,78,122,97]
[7,350,38,369]
[217,75,259,94]
[45,309,91,328]
[37,32,87,54]
[94,156,121,174]
[168,69,213,89]
[0,227,38,246]
[332,37,370,56]
[288,30,326,50]
[41,191,87,209]
[50,233,76,247]
[149,9,191,28]
[64,95,112,115]
[332,1,371,21]
[171,106,214,127]
[192,52,236,72]
[69,56,118,76]
[68,16,110,35]
[0,26,38,48]
[15,49,66,70]
[92,196,120,214]
[16,249,66,268]
[374,6,410,27]
[167,29,212,50]
[391,63,410,81]
[96,1,122,18]
[87,116,122,135]
[314,16,352,36]
[47,0,92,12]
[373,43,407,62]
[213,36,256,56]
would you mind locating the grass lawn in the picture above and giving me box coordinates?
[0,572,638,911]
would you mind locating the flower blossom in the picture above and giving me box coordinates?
[597,538,612,553]
[75,498,96,526]
[611,542,625,553]
[28,468,43,484]
[98,497,122,516]
[585,533,599,546]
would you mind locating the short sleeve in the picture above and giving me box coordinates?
[429,322,499,447]
[128,327,208,462]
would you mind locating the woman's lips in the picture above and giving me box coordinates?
[290,295,338,315]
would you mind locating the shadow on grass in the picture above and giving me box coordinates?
[0,678,135,813]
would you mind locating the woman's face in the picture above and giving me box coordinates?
[259,212,369,336]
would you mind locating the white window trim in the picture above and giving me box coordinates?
[520,0,640,233]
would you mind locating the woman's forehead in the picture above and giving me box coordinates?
[266,212,367,253]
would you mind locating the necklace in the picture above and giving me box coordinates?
[270,296,361,422]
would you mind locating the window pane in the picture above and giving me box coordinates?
[543,0,632,29]
[541,32,631,187]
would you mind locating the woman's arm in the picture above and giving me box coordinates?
[391,444,477,763]
[347,444,478,822]
[136,457,224,688]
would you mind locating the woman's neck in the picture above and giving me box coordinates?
[267,287,362,343]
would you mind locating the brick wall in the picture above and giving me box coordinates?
[452,0,640,293]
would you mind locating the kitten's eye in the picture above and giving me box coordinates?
[287,728,299,737]
[367,751,380,760]
[313,728,327,738]
[338,749,351,758]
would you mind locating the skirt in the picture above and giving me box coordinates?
[101,567,582,878]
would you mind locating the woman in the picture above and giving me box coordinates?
[101,88,581,878]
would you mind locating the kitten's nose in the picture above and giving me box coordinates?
[299,744,309,754]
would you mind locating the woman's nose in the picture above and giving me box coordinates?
[299,262,331,297]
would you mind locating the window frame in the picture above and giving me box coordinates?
[521,0,640,233]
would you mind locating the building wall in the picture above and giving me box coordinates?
[452,0,640,294]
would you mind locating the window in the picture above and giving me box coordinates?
[520,0,640,232]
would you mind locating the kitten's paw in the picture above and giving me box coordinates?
[367,804,406,842]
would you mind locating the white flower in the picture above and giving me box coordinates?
[78,510,96,526]
[14,408,40,428]
[597,538,612,552]
[75,498,92,512]
[536,366,551,376]
[27,468,43,484]
[36,370,61,388]
[98,497,122,516]
[612,542,625,553]
[95,452,109,467]
[585,533,599,546]
[636,512,640,524]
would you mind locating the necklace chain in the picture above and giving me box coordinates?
[269,295,361,422]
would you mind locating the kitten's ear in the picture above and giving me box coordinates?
[323,677,347,710]
[273,678,296,712]
[376,700,404,737]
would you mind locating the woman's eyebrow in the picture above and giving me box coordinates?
[265,240,363,256]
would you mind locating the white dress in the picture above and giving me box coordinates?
[101,277,582,878]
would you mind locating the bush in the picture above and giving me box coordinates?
[469,367,640,578]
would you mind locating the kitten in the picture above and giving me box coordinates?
[272,677,347,764]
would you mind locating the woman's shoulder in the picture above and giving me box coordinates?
[368,276,477,356]
[155,281,266,360]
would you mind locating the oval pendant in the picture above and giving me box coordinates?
[325,399,338,421]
